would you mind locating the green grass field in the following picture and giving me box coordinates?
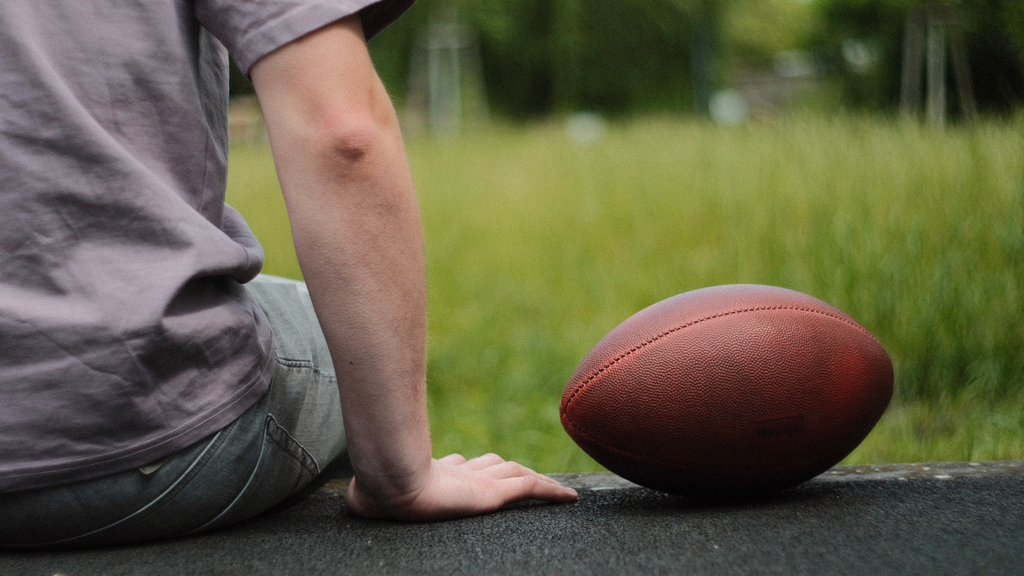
[226,115,1024,472]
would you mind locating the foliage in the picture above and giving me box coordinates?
[415,0,816,116]
[375,0,817,117]
[227,115,1024,471]
[723,0,817,67]
[229,0,1023,116]
[366,1,431,106]
[458,0,696,116]
[810,0,1024,113]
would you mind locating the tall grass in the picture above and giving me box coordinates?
[227,115,1024,471]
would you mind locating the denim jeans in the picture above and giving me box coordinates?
[0,275,347,548]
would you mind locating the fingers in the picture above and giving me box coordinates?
[445,453,569,488]
[457,454,578,500]
[350,453,579,521]
[479,461,561,486]
[458,454,554,479]
[496,474,579,504]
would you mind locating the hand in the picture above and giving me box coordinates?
[345,453,579,521]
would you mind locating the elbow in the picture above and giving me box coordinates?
[305,100,414,214]
[315,88,400,169]
[318,115,380,165]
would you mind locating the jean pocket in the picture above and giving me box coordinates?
[187,414,319,534]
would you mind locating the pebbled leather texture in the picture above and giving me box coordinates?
[560,284,893,498]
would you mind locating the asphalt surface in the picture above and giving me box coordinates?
[3,461,1022,576]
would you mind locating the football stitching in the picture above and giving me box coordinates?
[561,305,878,429]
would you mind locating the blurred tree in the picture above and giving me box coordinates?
[461,0,696,117]
[810,0,1024,114]
[688,0,721,116]
[1005,3,1024,64]
[724,0,817,67]
[367,1,431,107]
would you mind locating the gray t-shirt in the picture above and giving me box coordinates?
[0,0,412,492]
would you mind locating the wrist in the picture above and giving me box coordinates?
[347,457,435,518]
[346,429,432,498]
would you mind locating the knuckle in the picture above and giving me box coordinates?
[480,453,504,464]
[504,461,528,475]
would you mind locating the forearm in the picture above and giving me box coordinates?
[251,19,431,505]
[284,123,431,499]
[250,16,577,521]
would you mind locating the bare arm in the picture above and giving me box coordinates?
[249,15,576,520]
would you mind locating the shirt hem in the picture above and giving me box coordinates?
[0,341,276,493]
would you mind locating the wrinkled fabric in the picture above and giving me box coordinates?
[0,0,411,492]
[0,275,347,548]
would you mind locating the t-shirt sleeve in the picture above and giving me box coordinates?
[197,0,415,75]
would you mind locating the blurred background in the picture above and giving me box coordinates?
[230,0,1024,125]
[226,0,1024,473]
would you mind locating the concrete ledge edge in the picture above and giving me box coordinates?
[548,460,1024,490]
[322,461,1023,493]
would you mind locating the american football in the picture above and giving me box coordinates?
[560,284,893,498]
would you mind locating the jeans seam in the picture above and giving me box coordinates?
[274,357,336,382]
[276,357,314,368]
[186,427,269,534]
[265,414,321,477]
[28,428,226,548]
